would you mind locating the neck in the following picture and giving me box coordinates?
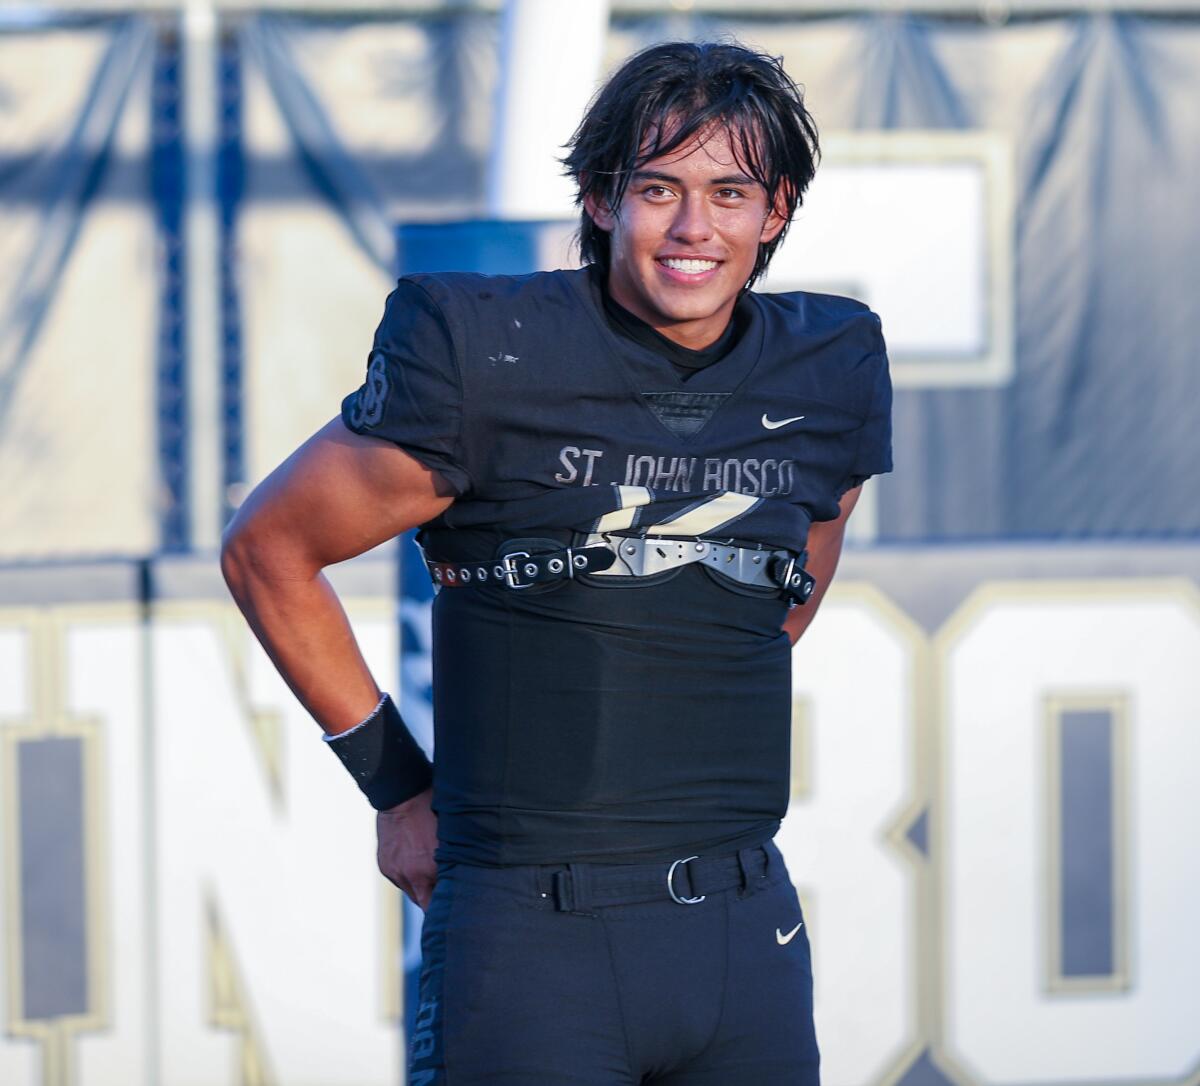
[603,282,735,351]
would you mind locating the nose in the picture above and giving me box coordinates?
[668,193,714,245]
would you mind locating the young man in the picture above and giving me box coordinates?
[222,40,891,1086]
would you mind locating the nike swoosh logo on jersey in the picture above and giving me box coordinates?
[761,413,806,430]
[776,921,804,945]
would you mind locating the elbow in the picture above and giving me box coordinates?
[219,505,274,602]
[219,516,255,603]
[219,508,321,603]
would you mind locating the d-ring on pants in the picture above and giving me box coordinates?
[407,839,819,1085]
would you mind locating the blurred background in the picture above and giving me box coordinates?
[1,0,1198,1084]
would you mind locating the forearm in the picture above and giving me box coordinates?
[220,539,381,734]
[782,486,860,646]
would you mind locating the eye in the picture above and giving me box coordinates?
[715,187,747,200]
[642,184,672,198]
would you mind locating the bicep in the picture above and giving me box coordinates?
[224,418,455,576]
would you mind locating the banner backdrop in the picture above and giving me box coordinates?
[2,12,1198,552]
[0,19,158,560]
[236,13,501,483]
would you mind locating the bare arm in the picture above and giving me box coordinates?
[781,485,863,646]
[220,417,454,732]
[220,417,453,909]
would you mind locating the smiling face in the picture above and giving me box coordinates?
[585,124,788,351]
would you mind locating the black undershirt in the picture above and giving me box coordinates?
[591,265,750,376]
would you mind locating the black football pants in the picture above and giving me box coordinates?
[407,839,819,1085]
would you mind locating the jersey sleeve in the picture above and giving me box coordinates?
[840,332,894,494]
[340,278,472,496]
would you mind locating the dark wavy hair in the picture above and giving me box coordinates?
[562,41,820,288]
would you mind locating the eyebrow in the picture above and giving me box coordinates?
[631,169,760,187]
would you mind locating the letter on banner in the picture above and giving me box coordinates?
[0,611,147,1086]
[153,606,402,1086]
[936,583,1200,1082]
[776,586,923,1085]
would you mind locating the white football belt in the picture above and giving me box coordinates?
[425,535,815,604]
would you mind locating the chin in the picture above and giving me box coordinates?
[653,292,728,325]
[661,305,722,327]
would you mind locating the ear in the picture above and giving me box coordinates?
[583,190,617,232]
[759,187,792,244]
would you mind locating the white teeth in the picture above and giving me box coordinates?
[662,258,718,274]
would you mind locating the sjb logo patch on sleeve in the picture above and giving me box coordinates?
[349,350,390,429]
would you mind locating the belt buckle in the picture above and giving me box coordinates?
[666,855,706,905]
[500,551,533,589]
[777,554,815,601]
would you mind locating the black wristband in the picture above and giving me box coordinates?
[325,694,433,810]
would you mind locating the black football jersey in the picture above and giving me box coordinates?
[342,268,892,866]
